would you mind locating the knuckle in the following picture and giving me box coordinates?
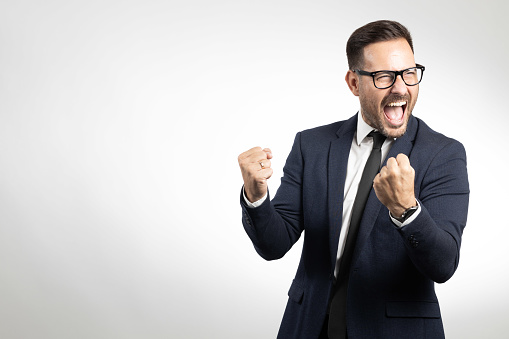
[254,151,266,160]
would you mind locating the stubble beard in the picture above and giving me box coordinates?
[360,94,417,139]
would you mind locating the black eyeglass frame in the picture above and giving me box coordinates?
[354,64,425,89]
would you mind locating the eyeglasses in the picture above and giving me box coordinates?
[354,64,425,89]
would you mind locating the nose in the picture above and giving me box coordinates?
[390,74,407,95]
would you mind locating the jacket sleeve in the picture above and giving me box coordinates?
[397,139,470,283]
[240,132,305,261]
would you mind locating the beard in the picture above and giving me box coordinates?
[359,93,417,139]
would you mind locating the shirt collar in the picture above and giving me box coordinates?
[356,110,399,145]
[356,111,377,146]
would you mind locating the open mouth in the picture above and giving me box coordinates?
[383,101,407,126]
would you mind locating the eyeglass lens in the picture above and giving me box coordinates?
[374,68,423,88]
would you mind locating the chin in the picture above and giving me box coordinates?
[381,120,409,138]
[361,106,411,139]
[385,127,407,138]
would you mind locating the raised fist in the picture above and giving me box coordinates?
[373,153,417,217]
[238,147,273,203]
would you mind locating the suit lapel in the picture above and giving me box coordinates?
[328,114,357,271]
[350,116,418,267]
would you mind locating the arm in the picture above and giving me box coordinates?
[374,141,469,283]
[239,133,305,260]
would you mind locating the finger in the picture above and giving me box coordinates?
[238,146,263,162]
[263,167,274,180]
[396,154,415,176]
[263,148,273,159]
[385,157,398,170]
[246,159,272,174]
[245,149,269,164]
[373,173,381,185]
[251,168,273,183]
[373,173,383,190]
[257,159,272,170]
[396,153,410,167]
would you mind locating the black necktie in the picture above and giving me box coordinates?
[328,131,386,339]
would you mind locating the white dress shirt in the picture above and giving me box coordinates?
[243,113,420,278]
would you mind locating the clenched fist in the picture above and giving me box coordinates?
[238,147,273,203]
[373,153,417,217]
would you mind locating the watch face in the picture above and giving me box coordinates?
[402,206,418,220]
[391,205,418,223]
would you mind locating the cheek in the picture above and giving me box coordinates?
[372,94,385,110]
[409,87,419,100]
[359,89,385,108]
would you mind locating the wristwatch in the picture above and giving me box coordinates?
[393,205,419,223]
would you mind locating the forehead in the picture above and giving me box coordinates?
[362,38,415,71]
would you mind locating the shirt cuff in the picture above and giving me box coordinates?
[242,187,267,208]
[390,200,421,228]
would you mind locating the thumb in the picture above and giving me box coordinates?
[263,148,273,159]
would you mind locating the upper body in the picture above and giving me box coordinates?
[240,114,469,338]
[237,20,470,339]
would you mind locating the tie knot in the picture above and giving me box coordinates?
[368,131,386,150]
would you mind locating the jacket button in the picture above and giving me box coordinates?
[408,235,419,248]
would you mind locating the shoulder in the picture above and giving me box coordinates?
[411,118,469,197]
[413,117,466,155]
[298,115,355,143]
[411,118,468,184]
[300,121,341,139]
[291,118,354,158]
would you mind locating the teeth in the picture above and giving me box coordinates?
[387,101,406,107]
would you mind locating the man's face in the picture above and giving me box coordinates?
[349,38,419,138]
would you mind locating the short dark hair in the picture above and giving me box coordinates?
[346,20,414,70]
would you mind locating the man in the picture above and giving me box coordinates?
[238,20,469,339]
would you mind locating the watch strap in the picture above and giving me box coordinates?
[393,205,419,223]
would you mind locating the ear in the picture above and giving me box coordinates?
[345,70,360,96]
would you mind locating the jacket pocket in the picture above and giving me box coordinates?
[287,280,304,304]
[386,301,441,318]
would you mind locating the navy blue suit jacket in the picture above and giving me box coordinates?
[241,114,469,339]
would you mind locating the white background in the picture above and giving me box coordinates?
[0,0,507,338]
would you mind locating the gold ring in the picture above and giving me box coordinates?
[260,162,265,169]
